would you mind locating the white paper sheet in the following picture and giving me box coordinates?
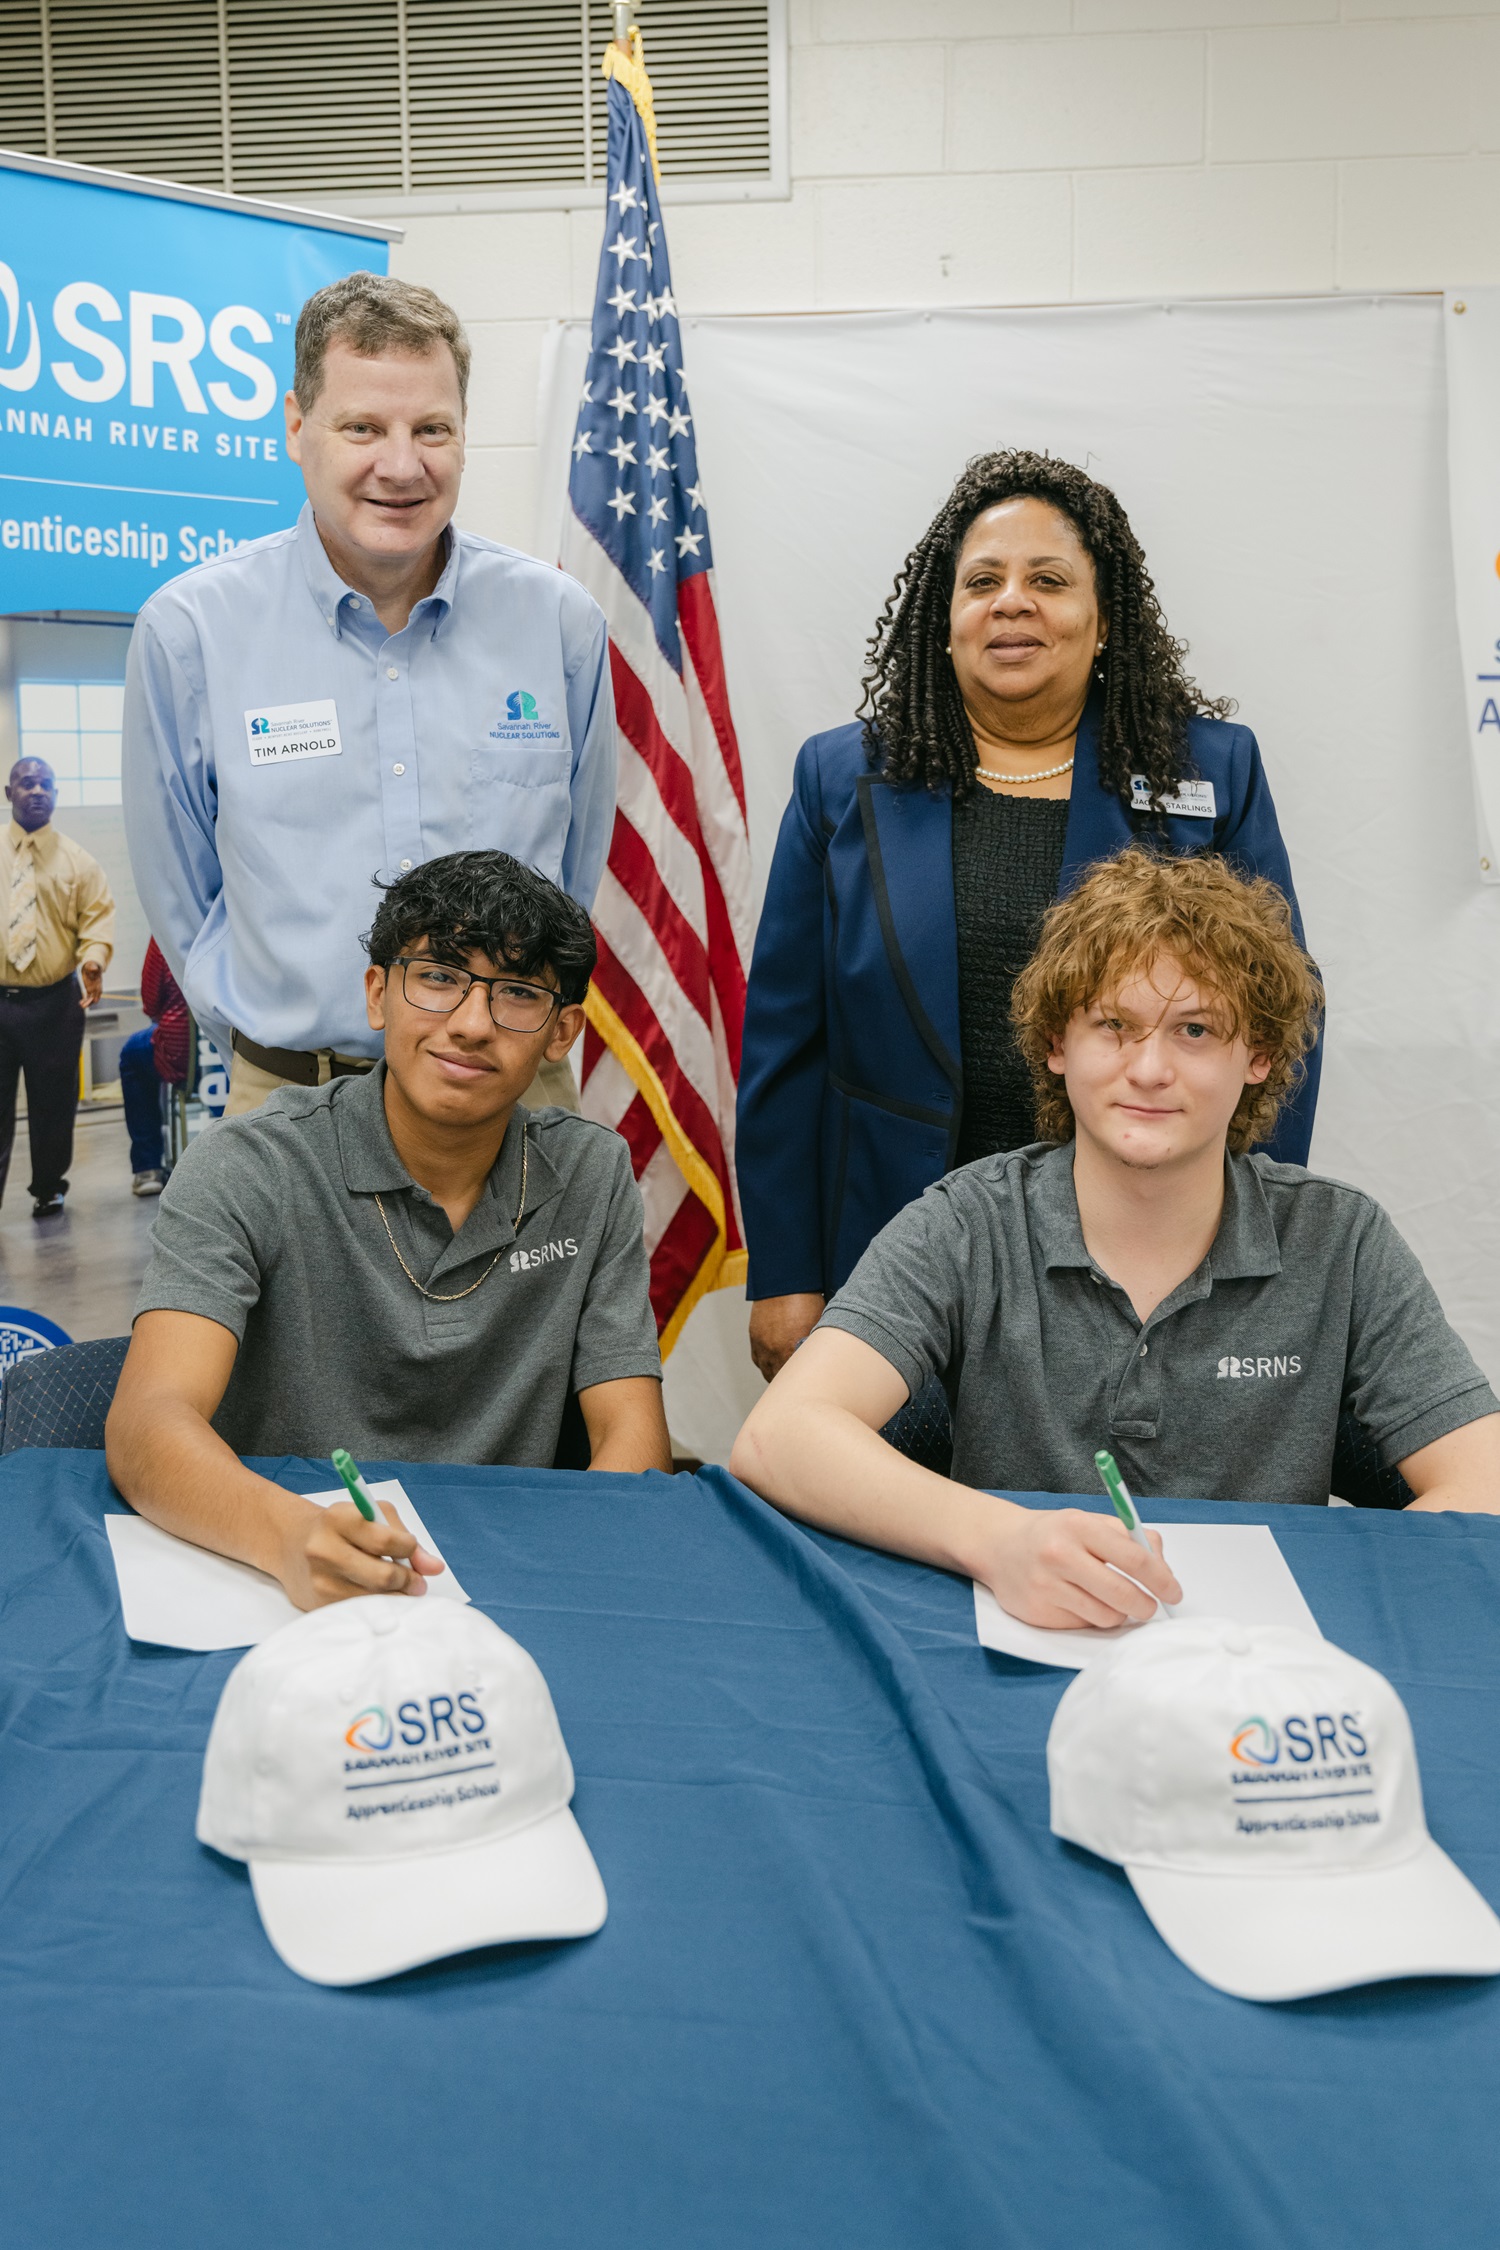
[972,1523,1319,1671]
[106,1480,469,1651]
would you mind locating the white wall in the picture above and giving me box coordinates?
[391,3,1500,554]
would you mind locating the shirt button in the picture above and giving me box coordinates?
[386,665,400,680]
[348,596,361,607]
[400,858,413,871]
[392,762,405,775]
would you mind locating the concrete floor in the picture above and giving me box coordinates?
[0,1104,159,1342]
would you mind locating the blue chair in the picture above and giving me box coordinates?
[0,1336,130,1454]
[1328,1411,1414,1510]
[880,1380,954,1477]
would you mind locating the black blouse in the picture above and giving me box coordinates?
[951,788,1071,1167]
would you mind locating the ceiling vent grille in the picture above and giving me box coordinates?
[0,2,48,157]
[0,0,776,199]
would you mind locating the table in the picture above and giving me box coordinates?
[4,1453,1500,2249]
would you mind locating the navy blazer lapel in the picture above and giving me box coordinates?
[1059,693,1132,894]
[856,773,961,1093]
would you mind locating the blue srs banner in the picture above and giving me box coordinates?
[0,156,393,614]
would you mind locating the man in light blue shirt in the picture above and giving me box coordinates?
[123,272,616,1116]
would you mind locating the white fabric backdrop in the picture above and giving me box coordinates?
[538,295,1500,1456]
[1443,285,1500,881]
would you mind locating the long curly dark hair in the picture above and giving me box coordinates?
[858,451,1233,805]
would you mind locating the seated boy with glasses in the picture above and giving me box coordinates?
[730,849,1500,1634]
[107,850,669,1610]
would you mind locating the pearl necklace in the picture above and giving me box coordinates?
[974,755,1075,787]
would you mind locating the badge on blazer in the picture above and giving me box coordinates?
[1130,776,1216,819]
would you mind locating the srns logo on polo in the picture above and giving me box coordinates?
[1217,1354,1303,1379]
[510,1236,578,1274]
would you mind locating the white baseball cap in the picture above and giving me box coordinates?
[1048,1617,1500,2003]
[198,1595,606,1985]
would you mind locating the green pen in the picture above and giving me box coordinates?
[331,1447,377,1523]
[1094,1448,1171,1619]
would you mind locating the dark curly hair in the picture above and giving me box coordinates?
[365,850,596,1004]
[858,450,1233,806]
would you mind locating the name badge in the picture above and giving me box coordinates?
[244,699,343,766]
[1130,775,1216,820]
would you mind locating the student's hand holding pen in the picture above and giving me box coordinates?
[973,1501,1181,1632]
[275,1496,446,1612]
[270,1454,446,1612]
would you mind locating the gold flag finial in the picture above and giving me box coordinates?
[601,24,661,186]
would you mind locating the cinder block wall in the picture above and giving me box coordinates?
[390,1,1500,553]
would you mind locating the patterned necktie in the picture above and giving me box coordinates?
[8,836,37,974]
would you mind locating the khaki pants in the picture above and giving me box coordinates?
[225,1047,580,1118]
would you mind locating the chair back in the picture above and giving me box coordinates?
[880,1380,954,1478]
[1329,1411,1414,1510]
[0,1336,130,1455]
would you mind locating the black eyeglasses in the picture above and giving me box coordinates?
[393,957,563,1033]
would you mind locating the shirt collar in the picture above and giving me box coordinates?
[1029,1143,1096,1272]
[1208,1153,1284,1282]
[333,1061,566,1259]
[1029,1141,1282,1284]
[333,1061,412,1193]
[8,819,46,853]
[297,499,458,641]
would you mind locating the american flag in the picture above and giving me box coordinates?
[561,35,752,1351]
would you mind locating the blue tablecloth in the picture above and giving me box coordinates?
[4,1453,1500,2249]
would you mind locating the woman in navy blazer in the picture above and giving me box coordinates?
[737,452,1319,1381]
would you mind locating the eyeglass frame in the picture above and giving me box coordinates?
[389,955,568,1034]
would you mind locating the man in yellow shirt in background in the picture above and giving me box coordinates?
[0,758,115,1218]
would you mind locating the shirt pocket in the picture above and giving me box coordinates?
[468,743,573,866]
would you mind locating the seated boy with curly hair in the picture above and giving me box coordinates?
[731,848,1500,1632]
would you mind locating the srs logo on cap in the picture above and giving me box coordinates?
[1229,1717,1278,1766]
[344,1707,393,1753]
[1228,1710,1368,1771]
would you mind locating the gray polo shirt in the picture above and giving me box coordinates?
[135,1063,661,1466]
[820,1143,1497,1506]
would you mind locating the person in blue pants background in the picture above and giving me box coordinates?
[119,939,187,1197]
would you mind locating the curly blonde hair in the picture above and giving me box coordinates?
[1011,849,1323,1154]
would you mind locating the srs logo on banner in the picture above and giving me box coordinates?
[0,155,392,611]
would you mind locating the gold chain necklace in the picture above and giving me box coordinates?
[373,1128,528,1303]
[975,754,1075,787]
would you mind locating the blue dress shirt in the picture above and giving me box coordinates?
[122,503,616,1058]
